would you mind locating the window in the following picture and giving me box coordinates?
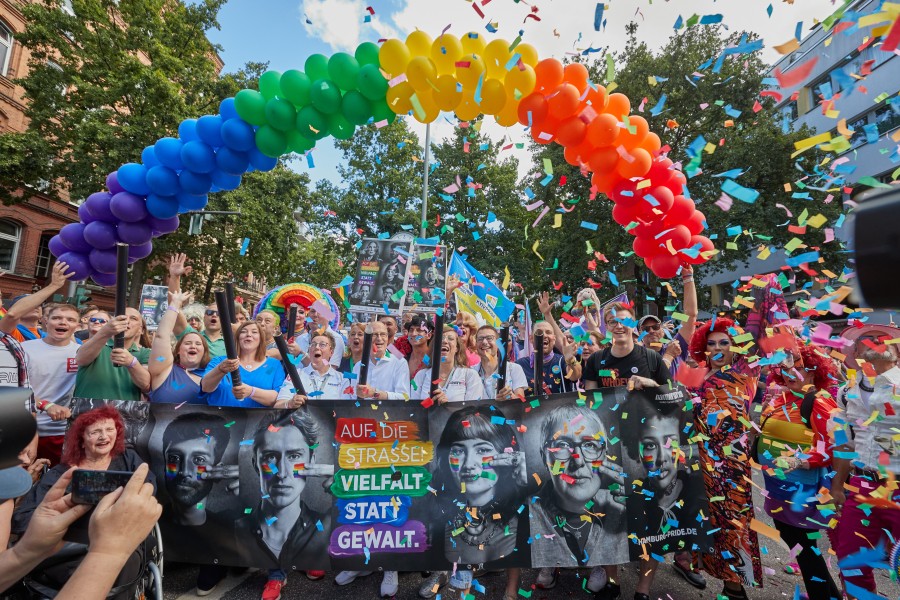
[875,105,900,136]
[60,0,75,16]
[0,21,11,78]
[47,61,66,97]
[0,220,20,272]
[34,232,55,279]
[847,115,868,151]
[780,100,798,122]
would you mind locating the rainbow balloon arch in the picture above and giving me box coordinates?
[49,31,714,285]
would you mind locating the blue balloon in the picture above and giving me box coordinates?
[146,194,180,219]
[83,221,118,249]
[48,235,68,258]
[220,97,239,121]
[179,170,213,195]
[178,119,200,142]
[180,141,216,174]
[78,203,98,225]
[57,252,93,281]
[117,163,150,196]
[177,192,208,211]
[197,115,224,147]
[141,146,160,168]
[211,170,241,191]
[110,192,149,223]
[145,165,180,197]
[117,221,152,245]
[220,119,255,152]
[89,248,118,274]
[154,137,184,171]
[215,147,250,175]
[249,149,278,172]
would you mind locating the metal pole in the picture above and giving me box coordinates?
[420,122,431,238]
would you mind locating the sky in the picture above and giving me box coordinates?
[205,0,842,188]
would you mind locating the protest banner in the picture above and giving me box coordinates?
[70,386,710,570]
[138,284,168,330]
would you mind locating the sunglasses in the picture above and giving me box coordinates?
[205,310,219,317]
[89,317,108,324]
[642,324,661,333]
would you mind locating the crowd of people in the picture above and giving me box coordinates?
[0,252,898,600]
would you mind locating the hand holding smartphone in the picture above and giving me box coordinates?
[71,470,133,505]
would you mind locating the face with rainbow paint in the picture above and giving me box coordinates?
[255,426,313,509]
[638,414,680,492]
[164,437,218,508]
[542,410,608,513]
[448,438,499,506]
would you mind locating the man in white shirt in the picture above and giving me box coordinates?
[352,321,410,401]
[276,332,352,404]
[23,303,81,465]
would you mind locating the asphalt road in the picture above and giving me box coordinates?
[159,473,900,600]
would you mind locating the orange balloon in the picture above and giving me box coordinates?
[534,58,564,93]
[605,92,631,119]
[588,146,619,174]
[620,115,650,149]
[563,145,583,166]
[592,170,623,196]
[586,113,619,147]
[517,93,548,126]
[616,147,652,179]
[563,63,590,92]
[531,116,560,145]
[556,116,587,147]
[548,83,581,120]
[642,132,662,154]
[584,84,608,112]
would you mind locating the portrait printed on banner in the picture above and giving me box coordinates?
[139,405,246,566]
[428,402,530,570]
[521,391,629,568]
[621,389,711,557]
[350,239,411,313]
[405,246,447,311]
[234,406,335,571]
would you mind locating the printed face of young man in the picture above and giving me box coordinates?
[165,437,218,508]
[255,426,313,510]
[639,414,680,493]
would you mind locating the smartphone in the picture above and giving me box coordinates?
[71,470,133,505]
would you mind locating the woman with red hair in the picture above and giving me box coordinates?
[686,273,789,599]
[756,343,841,599]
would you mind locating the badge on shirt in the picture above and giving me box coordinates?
[67,358,79,373]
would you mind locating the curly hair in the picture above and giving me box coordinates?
[770,343,837,391]
[689,317,736,364]
[61,405,126,467]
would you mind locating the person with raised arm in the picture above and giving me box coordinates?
[148,290,210,405]
[1,261,73,342]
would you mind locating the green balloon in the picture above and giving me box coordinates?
[328,53,360,91]
[370,99,396,125]
[286,130,315,154]
[234,89,268,126]
[259,70,282,100]
[358,64,388,101]
[280,70,311,106]
[305,54,329,81]
[255,125,287,158]
[309,79,342,115]
[341,90,373,126]
[296,105,330,140]
[328,113,355,140]
[264,98,296,132]
[355,42,380,67]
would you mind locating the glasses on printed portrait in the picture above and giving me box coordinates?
[546,438,607,464]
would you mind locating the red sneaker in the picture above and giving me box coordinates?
[305,570,326,581]
[261,579,285,600]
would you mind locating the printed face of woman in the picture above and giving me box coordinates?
[640,415,680,493]
[706,331,733,369]
[385,263,399,281]
[449,438,498,505]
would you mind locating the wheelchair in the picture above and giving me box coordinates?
[20,523,164,600]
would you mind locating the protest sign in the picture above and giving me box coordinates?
[139,284,168,330]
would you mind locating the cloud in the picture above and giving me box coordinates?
[301,0,398,52]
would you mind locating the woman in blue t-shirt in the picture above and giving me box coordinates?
[200,321,285,408]
[149,290,210,404]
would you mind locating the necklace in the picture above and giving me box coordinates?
[555,513,594,540]
[460,521,500,547]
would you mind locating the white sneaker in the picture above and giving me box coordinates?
[335,570,371,586]
[587,566,608,593]
[535,567,558,589]
[380,570,399,597]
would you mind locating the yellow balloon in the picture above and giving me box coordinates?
[433,74,462,111]
[380,39,411,76]
[455,91,480,121]
[406,56,436,91]
[405,30,433,57]
[460,32,486,56]
[504,63,536,97]
[412,91,439,124]
[496,95,519,127]
[456,54,485,88]
[478,78,506,115]
[483,39,511,79]
[514,42,539,67]
[431,34,463,76]
[386,81,414,114]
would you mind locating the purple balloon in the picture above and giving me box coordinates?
[83,221,118,249]
[146,215,180,235]
[77,203,98,224]
[128,241,154,260]
[84,192,116,223]
[88,248,118,274]
[91,272,117,287]
[57,252,92,281]
[106,172,124,195]
[48,235,69,258]
[110,192,150,223]
[58,223,94,254]
[116,221,152,245]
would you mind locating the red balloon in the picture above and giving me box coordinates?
[686,210,706,235]
[648,252,681,279]
[556,116,587,147]
[657,224,691,249]
[664,170,687,197]
[664,195,695,224]
[612,202,640,227]
[610,179,639,206]
[635,185,675,220]
[632,217,667,238]
[633,235,661,258]
[517,93,549,127]
[646,157,674,186]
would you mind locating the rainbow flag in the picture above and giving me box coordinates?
[449,456,461,471]
[165,463,178,478]
[292,463,305,477]
[261,462,277,477]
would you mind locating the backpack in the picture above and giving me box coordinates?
[753,390,818,461]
